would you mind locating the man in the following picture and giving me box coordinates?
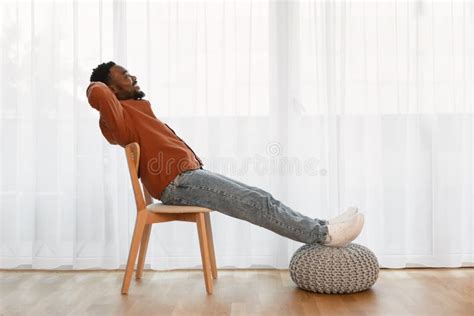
[87,61,364,247]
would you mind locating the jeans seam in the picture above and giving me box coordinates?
[176,184,312,237]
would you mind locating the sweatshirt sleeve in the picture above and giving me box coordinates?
[86,82,135,146]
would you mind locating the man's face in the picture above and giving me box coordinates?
[108,65,145,100]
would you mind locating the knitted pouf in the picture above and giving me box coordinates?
[289,243,379,294]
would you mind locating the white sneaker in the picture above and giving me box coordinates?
[345,213,364,243]
[323,213,364,248]
[328,206,358,224]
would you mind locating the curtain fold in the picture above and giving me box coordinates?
[0,0,472,270]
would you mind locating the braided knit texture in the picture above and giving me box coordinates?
[289,243,379,294]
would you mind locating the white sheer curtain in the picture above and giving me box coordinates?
[0,0,472,270]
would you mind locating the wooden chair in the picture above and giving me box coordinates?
[121,142,217,295]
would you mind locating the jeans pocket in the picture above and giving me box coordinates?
[169,170,188,186]
[169,175,180,186]
[175,169,199,187]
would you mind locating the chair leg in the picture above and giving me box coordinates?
[121,211,147,295]
[196,213,213,294]
[136,223,152,280]
[204,213,217,279]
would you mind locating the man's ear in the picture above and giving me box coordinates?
[108,84,119,94]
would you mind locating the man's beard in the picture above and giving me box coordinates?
[134,90,146,100]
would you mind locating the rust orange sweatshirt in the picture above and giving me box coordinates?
[86,81,203,200]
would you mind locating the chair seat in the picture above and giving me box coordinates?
[146,202,213,214]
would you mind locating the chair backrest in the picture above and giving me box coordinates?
[124,142,153,212]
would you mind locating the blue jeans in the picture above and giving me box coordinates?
[159,168,329,244]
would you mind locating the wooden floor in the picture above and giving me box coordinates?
[0,268,472,315]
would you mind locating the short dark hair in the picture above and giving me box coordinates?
[90,61,116,84]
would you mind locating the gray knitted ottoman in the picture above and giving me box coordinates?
[289,243,379,294]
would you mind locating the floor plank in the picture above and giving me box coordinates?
[0,268,472,316]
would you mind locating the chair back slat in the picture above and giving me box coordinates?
[125,143,147,211]
[143,186,153,205]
